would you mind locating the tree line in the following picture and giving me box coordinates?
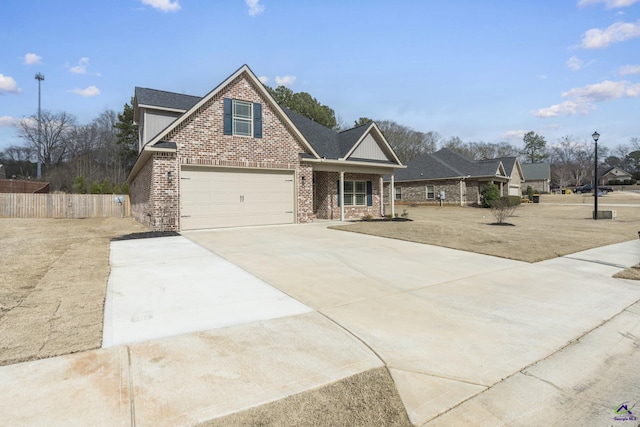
[2,85,638,193]
[0,102,137,193]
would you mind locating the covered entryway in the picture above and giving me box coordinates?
[180,166,295,230]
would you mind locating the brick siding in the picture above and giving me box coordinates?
[315,171,382,220]
[130,73,314,230]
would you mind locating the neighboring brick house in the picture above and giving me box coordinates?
[384,148,523,206]
[128,64,404,231]
[521,163,551,193]
[599,166,633,185]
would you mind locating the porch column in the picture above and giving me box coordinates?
[379,176,384,216]
[459,179,464,206]
[390,174,395,218]
[340,171,345,221]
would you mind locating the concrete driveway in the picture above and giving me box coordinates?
[184,222,640,426]
[2,222,639,426]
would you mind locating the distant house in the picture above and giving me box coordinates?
[521,163,551,193]
[599,166,633,185]
[384,148,523,206]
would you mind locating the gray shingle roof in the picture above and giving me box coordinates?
[394,148,510,182]
[135,87,201,111]
[521,163,550,181]
[135,87,393,163]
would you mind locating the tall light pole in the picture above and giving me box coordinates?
[592,131,599,220]
[35,72,44,179]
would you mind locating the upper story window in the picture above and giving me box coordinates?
[233,100,252,136]
[224,98,262,138]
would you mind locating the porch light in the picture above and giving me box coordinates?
[167,171,173,183]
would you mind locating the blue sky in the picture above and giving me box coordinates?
[1,0,639,153]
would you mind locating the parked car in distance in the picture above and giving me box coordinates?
[572,184,614,194]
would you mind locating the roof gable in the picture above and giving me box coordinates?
[282,109,401,164]
[143,65,320,158]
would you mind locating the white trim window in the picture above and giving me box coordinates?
[395,186,402,200]
[344,180,367,206]
[232,100,252,137]
[426,185,435,200]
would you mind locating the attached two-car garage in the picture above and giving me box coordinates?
[180,166,295,230]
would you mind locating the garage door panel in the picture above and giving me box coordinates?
[180,167,294,230]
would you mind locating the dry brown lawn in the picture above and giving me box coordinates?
[0,217,146,366]
[332,191,640,263]
[2,192,639,368]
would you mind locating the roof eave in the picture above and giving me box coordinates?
[127,145,176,183]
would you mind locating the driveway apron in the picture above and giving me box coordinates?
[183,222,640,426]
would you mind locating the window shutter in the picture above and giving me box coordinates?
[253,103,262,138]
[367,181,373,206]
[223,98,232,135]
[336,180,341,207]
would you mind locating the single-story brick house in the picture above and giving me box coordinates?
[599,166,633,185]
[128,64,404,231]
[521,163,551,193]
[384,148,523,206]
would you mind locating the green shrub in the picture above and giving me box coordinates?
[504,196,522,207]
[526,185,534,199]
[73,175,87,194]
[481,182,500,208]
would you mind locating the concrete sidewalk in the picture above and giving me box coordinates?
[1,223,639,426]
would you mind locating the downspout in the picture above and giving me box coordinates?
[340,171,345,221]
[379,176,384,217]
[390,174,395,218]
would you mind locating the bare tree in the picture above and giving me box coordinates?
[377,120,435,163]
[18,110,77,174]
[2,145,35,178]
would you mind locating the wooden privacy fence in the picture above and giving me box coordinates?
[0,194,130,218]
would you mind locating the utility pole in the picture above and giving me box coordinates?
[35,72,44,179]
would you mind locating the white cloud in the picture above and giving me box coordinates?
[501,130,527,140]
[619,64,640,75]
[23,53,42,65]
[68,57,90,74]
[70,86,100,97]
[535,101,594,118]
[275,75,296,86]
[578,0,640,8]
[535,79,639,117]
[246,0,265,16]
[141,0,181,12]
[0,115,20,128]
[566,56,583,71]
[561,79,630,101]
[581,20,640,48]
[258,76,269,84]
[0,74,21,94]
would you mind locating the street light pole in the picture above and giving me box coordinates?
[592,131,599,220]
[35,73,44,179]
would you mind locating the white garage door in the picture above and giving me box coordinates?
[509,185,521,196]
[180,166,295,230]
